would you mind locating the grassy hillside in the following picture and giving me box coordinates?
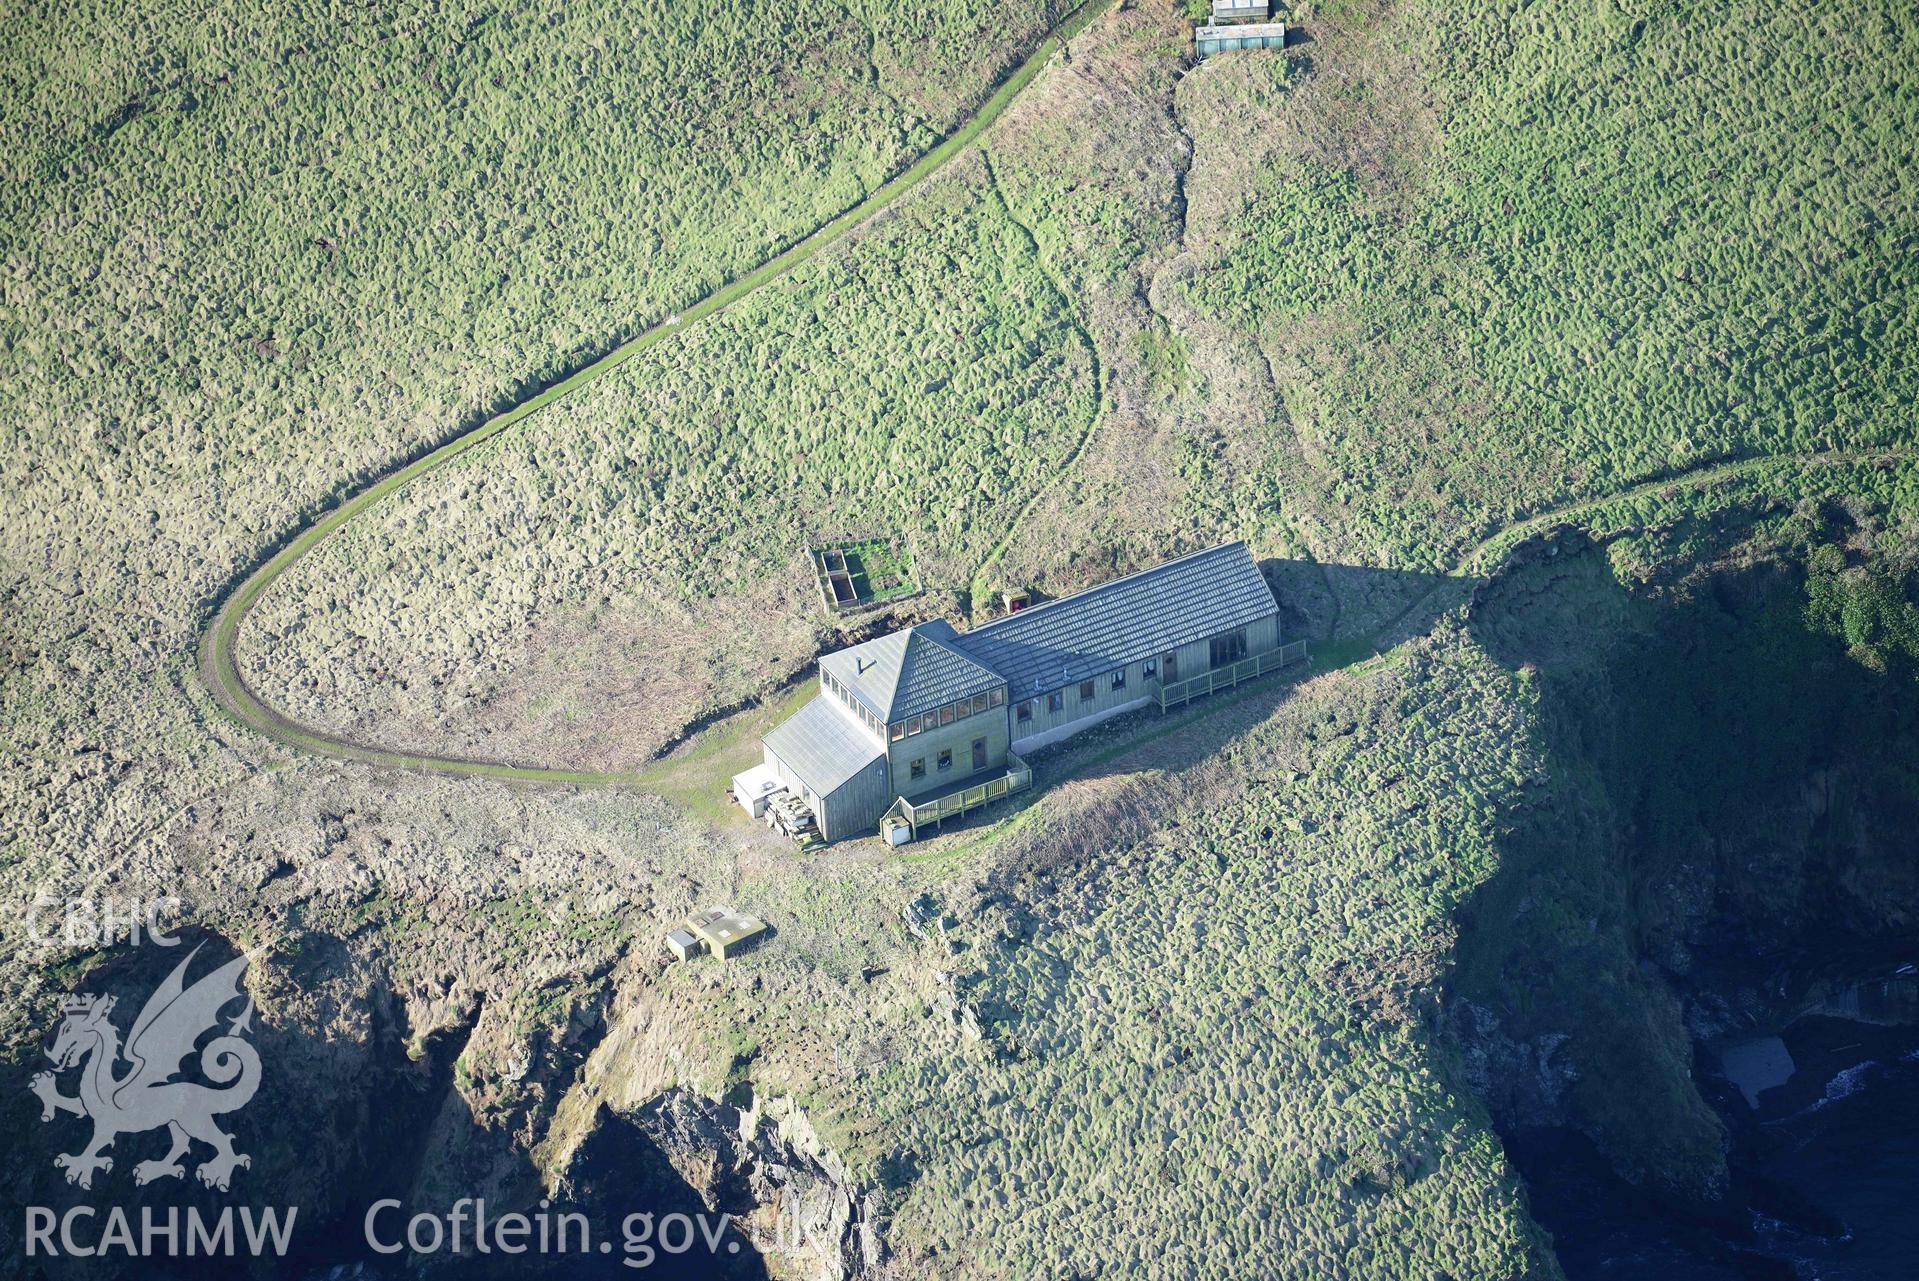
[226,0,1202,769]
[0,0,1062,921]
[4,0,1917,1277]
[869,636,1554,1277]
[1174,0,1918,570]
[235,154,1098,768]
[1448,460,1919,1201]
[231,0,1919,765]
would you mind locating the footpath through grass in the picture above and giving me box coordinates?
[198,0,1118,785]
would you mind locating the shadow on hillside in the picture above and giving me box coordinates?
[6,929,765,1280]
[1448,521,1919,1274]
[1260,556,1462,654]
[909,559,1465,863]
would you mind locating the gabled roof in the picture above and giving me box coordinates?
[954,541,1278,697]
[762,695,883,794]
[819,619,1004,723]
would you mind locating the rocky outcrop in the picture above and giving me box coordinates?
[1450,1000,1578,1133]
[1451,525,1919,1218]
[638,1089,884,1281]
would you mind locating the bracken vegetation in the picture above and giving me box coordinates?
[0,0,1084,1166]
[869,636,1553,1277]
[236,159,1097,768]
[1447,463,1919,1209]
[0,0,1063,913]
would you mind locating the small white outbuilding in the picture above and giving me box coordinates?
[730,762,784,819]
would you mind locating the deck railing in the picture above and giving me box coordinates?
[884,752,1032,838]
[1150,640,1309,710]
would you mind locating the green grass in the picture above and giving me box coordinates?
[0,0,1104,891]
[1134,323,1197,403]
[1176,0,1919,571]
[842,538,918,602]
[817,536,921,609]
[1449,466,1919,1206]
[181,0,1114,782]
[867,631,1554,1277]
[7,1,1919,1276]
[234,154,1099,772]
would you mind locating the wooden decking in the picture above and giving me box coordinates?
[1149,640,1309,709]
[884,752,1033,838]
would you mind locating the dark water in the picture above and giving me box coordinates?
[1518,1015,1919,1281]
[1741,1031,1919,1280]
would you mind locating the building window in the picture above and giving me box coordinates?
[890,721,905,741]
[1047,690,1064,713]
[972,737,987,771]
[1210,628,1248,670]
[941,704,956,726]
[906,715,922,736]
[1111,668,1126,690]
[989,687,1005,708]
[1016,700,1033,723]
[910,757,926,781]
[1078,679,1095,703]
[972,692,990,716]
[1144,658,1158,679]
[937,749,953,773]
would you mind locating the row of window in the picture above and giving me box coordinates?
[837,628,1252,736]
[1015,656,1153,724]
[1007,629,1249,724]
[906,736,990,782]
[822,670,892,738]
[889,686,1004,741]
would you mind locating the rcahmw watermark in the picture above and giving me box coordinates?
[24,1205,295,1259]
[28,893,183,948]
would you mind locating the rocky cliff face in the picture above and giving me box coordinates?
[633,1089,884,1281]
[1447,520,1919,1218]
[1,930,539,1280]
[3,913,889,1281]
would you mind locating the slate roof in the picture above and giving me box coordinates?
[953,541,1278,697]
[819,619,1005,723]
[762,695,883,794]
[763,542,1279,795]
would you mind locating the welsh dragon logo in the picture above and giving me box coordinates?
[32,944,261,1192]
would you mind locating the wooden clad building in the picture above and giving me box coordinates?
[758,541,1286,841]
